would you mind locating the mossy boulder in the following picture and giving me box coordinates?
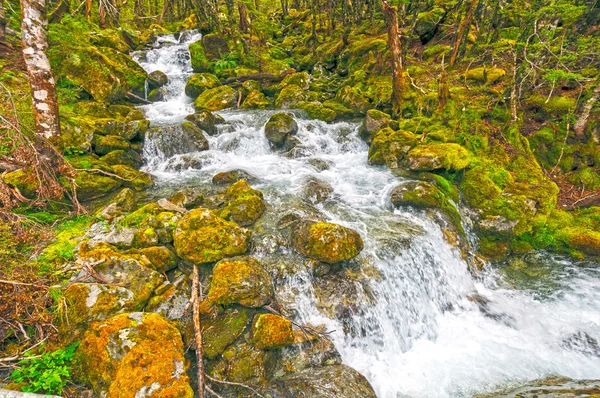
[185,73,220,98]
[102,149,142,168]
[219,180,265,226]
[111,164,153,191]
[146,124,209,157]
[464,67,506,84]
[322,100,355,120]
[208,342,267,383]
[208,256,273,307]
[148,70,168,90]
[359,109,394,143]
[298,101,337,122]
[335,85,369,115]
[202,307,252,358]
[148,86,167,102]
[168,189,205,209]
[173,208,251,263]
[241,90,272,109]
[139,246,178,272]
[194,86,237,111]
[414,7,445,43]
[291,221,364,264]
[189,40,210,73]
[73,312,193,397]
[251,313,294,350]
[185,110,224,136]
[212,170,257,185]
[201,34,230,60]
[74,171,122,201]
[275,84,308,108]
[367,127,418,167]
[93,135,131,156]
[406,143,470,171]
[280,71,311,90]
[265,113,299,147]
[96,188,137,221]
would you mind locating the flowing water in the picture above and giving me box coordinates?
[132,33,600,398]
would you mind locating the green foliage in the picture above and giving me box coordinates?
[35,216,91,275]
[210,53,240,74]
[10,342,80,395]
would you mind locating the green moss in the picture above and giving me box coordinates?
[527,94,576,114]
[251,313,294,350]
[139,246,177,273]
[189,40,211,73]
[194,86,237,111]
[292,221,364,264]
[297,101,337,122]
[240,90,272,109]
[275,84,307,108]
[36,216,91,274]
[406,143,470,171]
[219,180,265,226]
[464,67,506,84]
[185,73,221,98]
[368,127,419,168]
[203,308,252,358]
[110,165,153,191]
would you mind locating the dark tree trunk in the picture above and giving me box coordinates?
[20,0,61,143]
[382,0,404,116]
[450,0,477,66]
[0,0,6,40]
[238,1,248,33]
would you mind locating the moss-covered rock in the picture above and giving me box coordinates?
[335,85,369,114]
[96,188,136,221]
[359,109,394,143]
[464,67,506,84]
[111,164,153,191]
[208,341,267,383]
[219,180,265,226]
[251,313,294,350]
[208,256,273,307]
[241,89,272,109]
[201,34,230,60]
[185,110,224,136]
[173,208,251,263]
[74,171,122,201]
[148,86,167,102]
[203,307,252,358]
[185,73,221,98]
[139,246,178,272]
[212,170,257,185]
[101,149,142,168]
[297,101,337,122]
[367,127,418,167]
[73,312,193,397]
[291,221,364,264]
[194,85,237,111]
[148,70,168,89]
[406,143,470,171]
[275,84,308,108]
[93,135,131,155]
[265,113,299,147]
[189,40,210,73]
[414,7,445,43]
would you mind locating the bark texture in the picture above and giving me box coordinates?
[20,0,61,142]
[382,1,403,116]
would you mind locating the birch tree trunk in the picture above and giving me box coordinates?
[20,0,61,143]
[574,80,600,139]
[382,1,404,116]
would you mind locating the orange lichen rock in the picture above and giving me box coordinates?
[251,313,295,350]
[292,221,364,264]
[74,312,193,398]
[208,256,273,307]
[219,180,265,226]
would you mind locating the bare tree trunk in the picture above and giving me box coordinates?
[238,2,248,33]
[20,0,61,143]
[1,0,7,39]
[85,0,92,20]
[382,1,404,116]
[510,46,518,122]
[438,55,449,111]
[574,80,600,139]
[449,0,477,66]
[281,0,288,17]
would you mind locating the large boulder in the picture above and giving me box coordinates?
[185,110,224,136]
[148,70,168,89]
[264,113,299,148]
[251,313,295,350]
[201,34,230,60]
[219,180,265,226]
[241,89,272,109]
[189,40,210,73]
[194,86,237,111]
[291,221,364,264]
[185,73,220,98]
[145,123,209,158]
[173,208,251,263]
[212,170,257,185]
[275,84,307,108]
[208,256,273,307]
[367,127,418,167]
[406,143,470,171]
[73,312,193,397]
[265,364,377,398]
[359,109,394,143]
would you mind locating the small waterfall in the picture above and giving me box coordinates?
[133,33,600,398]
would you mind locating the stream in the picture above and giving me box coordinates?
[132,32,600,398]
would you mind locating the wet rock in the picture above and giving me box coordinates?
[111,164,153,191]
[148,70,168,89]
[73,312,193,397]
[264,113,299,148]
[201,34,230,60]
[208,256,273,307]
[96,188,136,221]
[121,203,180,244]
[265,336,342,379]
[367,127,418,168]
[101,149,142,168]
[406,143,470,171]
[212,169,258,185]
[139,246,178,272]
[184,72,220,99]
[146,124,209,157]
[561,331,600,357]
[202,307,253,358]
[291,221,364,264]
[181,121,210,149]
[194,86,237,111]
[265,364,377,398]
[207,341,268,384]
[148,86,167,102]
[301,176,334,203]
[185,110,224,136]
[307,158,333,171]
[174,208,251,263]
[359,109,394,143]
[251,313,295,350]
[473,376,600,397]
[219,180,265,226]
[73,171,122,202]
[275,84,307,108]
[241,89,272,109]
[168,188,205,209]
[93,135,131,156]
[313,272,370,320]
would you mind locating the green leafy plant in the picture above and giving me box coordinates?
[63,146,86,156]
[211,53,239,74]
[10,342,80,395]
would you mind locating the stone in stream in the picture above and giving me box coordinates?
[185,109,224,136]
[145,123,209,158]
[359,109,395,143]
[212,169,258,185]
[184,72,220,99]
[301,176,334,203]
[208,256,273,307]
[251,313,295,349]
[264,112,299,148]
[219,180,265,226]
[194,85,237,111]
[291,221,364,264]
[73,312,194,398]
[473,376,600,397]
[148,70,168,89]
[173,208,251,263]
[147,86,167,102]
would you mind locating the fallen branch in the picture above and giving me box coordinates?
[126,91,151,104]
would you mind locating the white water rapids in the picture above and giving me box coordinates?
[132,32,600,397]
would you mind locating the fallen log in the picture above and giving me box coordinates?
[126,91,151,104]
[220,69,296,87]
